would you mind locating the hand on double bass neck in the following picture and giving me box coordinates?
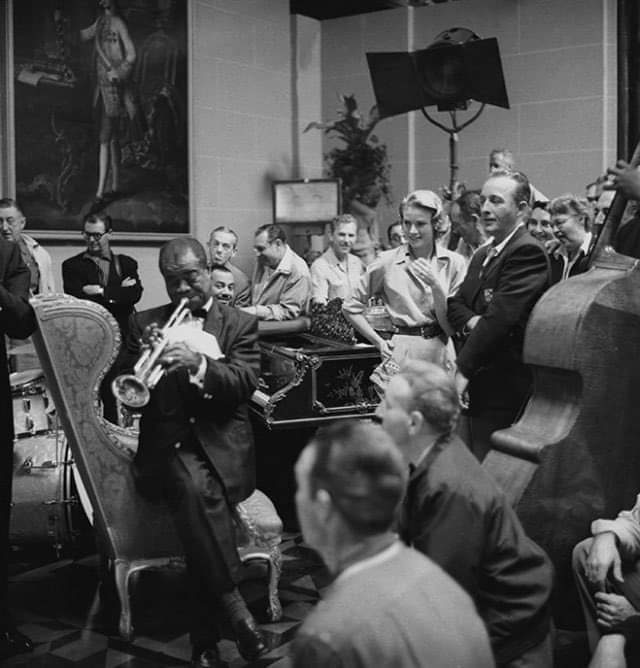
[606,160,640,201]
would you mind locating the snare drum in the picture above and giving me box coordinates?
[10,431,93,554]
[10,369,53,437]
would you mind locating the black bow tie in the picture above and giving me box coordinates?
[191,308,208,320]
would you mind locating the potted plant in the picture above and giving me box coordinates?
[304,94,392,254]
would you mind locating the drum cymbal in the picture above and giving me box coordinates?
[9,343,36,356]
[10,368,44,389]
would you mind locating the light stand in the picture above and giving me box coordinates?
[421,103,485,197]
[367,27,509,198]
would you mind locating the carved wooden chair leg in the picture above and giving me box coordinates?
[114,559,135,641]
[267,545,283,622]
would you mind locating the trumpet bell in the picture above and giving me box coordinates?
[112,374,151,409]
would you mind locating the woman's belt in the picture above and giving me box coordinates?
[392,322,443,339]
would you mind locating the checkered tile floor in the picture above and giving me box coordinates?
[4,533,331,667]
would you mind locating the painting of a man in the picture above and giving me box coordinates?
[79,0,137,206]
[13,0,188,236]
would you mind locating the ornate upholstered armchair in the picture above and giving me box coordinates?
[30,294,282,640]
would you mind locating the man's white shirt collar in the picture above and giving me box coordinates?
[492,221,524,256]
[335,540,402,585]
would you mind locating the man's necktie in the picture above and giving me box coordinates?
[480,246,498,277]
[484,246,498,264]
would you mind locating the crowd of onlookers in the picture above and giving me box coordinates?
[3,148,640,667]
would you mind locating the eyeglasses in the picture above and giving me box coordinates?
[83,231,108,240]
[0,217,23,226]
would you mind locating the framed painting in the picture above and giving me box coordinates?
[9,0,190,240]
[273,179,341,225]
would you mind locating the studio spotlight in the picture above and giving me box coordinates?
[366,27,509,195]
[367,27,509,118]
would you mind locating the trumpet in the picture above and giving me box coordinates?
[112,297,190,409]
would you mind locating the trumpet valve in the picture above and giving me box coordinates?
[147,366,164,389]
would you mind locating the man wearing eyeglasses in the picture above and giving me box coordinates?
[0,198,55,295]
[0,198,56,372]
[63,213,143,335]
[547,194,593,284]
[63,213,142,420]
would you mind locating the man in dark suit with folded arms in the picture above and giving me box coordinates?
[63,213,142,338]
[63,212,142,422]
[448,170,549,461]
[124,237,267,668]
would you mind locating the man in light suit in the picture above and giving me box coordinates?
[125,237,267,668]
[243,224,310,321]
[448,170,550,461]
[0,197,55,372]
[0,198,55,295]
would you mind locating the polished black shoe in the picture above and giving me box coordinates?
[191,646,226,668]
[234,617,269,662]
[0,627,34,659]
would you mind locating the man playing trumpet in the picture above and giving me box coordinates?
[122,237,267,668]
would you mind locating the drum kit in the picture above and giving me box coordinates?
[9,345,94,558]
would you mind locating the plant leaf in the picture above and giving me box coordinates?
[343,94,358,115]
[303,120,336,133]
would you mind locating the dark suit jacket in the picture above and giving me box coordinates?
[62,252,143,335]
[125,300,260,505]
[615,214,640,259]
[448,226,550,380]
[400,435,552,664]
[0,241,37,443]
[0,240,36,607]
[549,249,590,285]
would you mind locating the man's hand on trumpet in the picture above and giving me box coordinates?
[140,322,164,349]
[159,342,203,375]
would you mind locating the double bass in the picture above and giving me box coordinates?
[484,143,640,626]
